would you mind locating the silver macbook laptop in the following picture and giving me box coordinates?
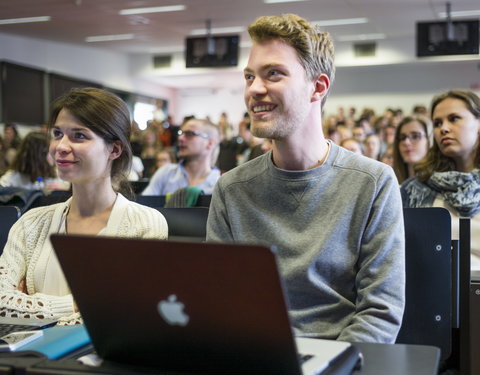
[50,234,360,375]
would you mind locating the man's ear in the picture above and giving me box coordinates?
[311,73,330,103]
[109,140,123,161]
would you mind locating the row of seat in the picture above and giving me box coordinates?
[0,200,474,372]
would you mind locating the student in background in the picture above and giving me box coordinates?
[392,116,431,184]
[155,149,175,169]
[2,123,21,167]
[0,131,68,190]
[207,14,405,343]
[0,88,168,324]
[401,89,480,270]
[142,118,220,195]
[363,133,383,160]
[340,137,363,154]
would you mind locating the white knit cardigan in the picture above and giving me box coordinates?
[0,194,168,325]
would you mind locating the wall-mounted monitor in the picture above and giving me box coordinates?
[185,35,239,68]
[416,19,479,57]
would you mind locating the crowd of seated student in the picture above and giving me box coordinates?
[322,105,432,181]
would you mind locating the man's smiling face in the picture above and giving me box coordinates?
[243,39,314,140]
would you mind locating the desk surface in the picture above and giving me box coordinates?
[352,342,440,375]
[15,342,441,375]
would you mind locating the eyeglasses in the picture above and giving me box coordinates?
[177,129,210,139]
[398,132,426,143]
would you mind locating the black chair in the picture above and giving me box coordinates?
[397,207,453,361]
[0,206,20,254]
[130,179,149,195]
[0,187,43,214]
[156,207,209,242]
[135,195,166,208]
[470,279,480,374]
[27,190,72,210]
[136,194,211,208]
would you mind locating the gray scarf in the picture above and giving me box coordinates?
[428,169,480,218]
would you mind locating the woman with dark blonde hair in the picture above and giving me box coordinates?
[392,116,431,184]
[0,88,168,324]
[401,89,480,270]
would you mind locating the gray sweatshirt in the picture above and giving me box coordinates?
[207,142,405,343]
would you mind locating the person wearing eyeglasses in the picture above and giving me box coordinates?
[142,118,221,196]
[401,89,480,270]
[392,116,432,184]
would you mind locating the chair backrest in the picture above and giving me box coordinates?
[0,186,44,214]
[135,195,166,208]
[27,190,72,211]
[0,206,20,254]
[470,281,480,374]
[130,179,149,195]
[155,207,209,242]
[396,207,452,361]
[136,195,211,208]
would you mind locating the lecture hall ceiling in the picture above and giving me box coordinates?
[0,0,478,54]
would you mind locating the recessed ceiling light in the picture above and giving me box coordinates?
[438,9,480,18]
[189,26,245,36]
[264,0,309,3]
[85,34,135,42]
[337,33,386,42]
[0,16,51,25]
[312,18,369,27]
[119,5,186,16]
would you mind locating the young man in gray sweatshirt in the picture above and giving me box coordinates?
[206,14,405,344]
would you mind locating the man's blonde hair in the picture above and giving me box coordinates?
[248,14,335,108]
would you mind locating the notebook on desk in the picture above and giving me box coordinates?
[0,317,57,338]
[50,234,361,375]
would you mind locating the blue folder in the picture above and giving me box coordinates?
[18,324,91,359]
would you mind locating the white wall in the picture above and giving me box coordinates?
[1,31,479,127]
[0,32,178,113]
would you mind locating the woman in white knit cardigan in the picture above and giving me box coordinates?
[0,88,168,325]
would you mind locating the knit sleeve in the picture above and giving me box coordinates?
[0,212,75,320]
[117,202,169,239]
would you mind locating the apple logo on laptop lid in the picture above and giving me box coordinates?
[157,294,190,326]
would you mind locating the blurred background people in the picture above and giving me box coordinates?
[142,118,221,195]
[340,138,363,154]
[0,131,68,190]
[363,133,383,161]
[393,116,431,184]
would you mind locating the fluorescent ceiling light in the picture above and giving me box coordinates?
[313,18,368,27]
[190,26,245,36]
[0,16,51,25]
[264,0,309,3]
[438,9,480,18]
[337,33,386,42]
[119,5,186,15]
[85,34,134,42]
